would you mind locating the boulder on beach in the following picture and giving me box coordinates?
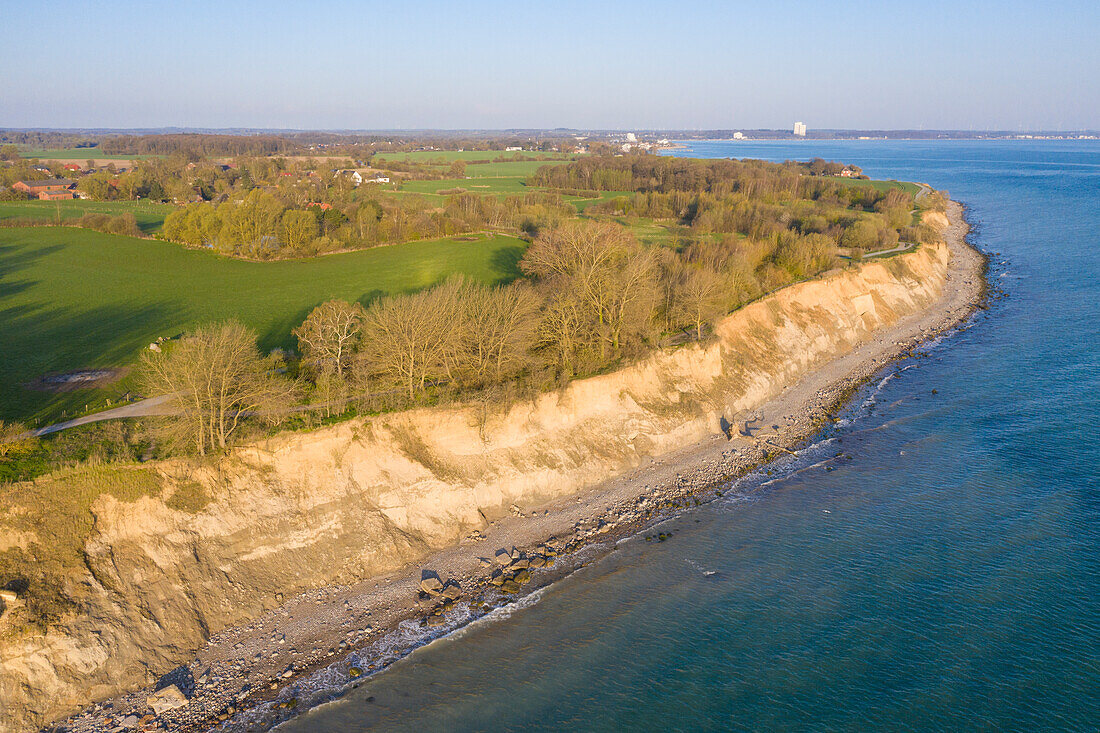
[111,714,140,730]
[147,684,188,714]
[495,549,512,565]
[419,575,443,594]
[441,582,462,600]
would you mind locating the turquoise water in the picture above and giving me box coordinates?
[280,141,1100,731]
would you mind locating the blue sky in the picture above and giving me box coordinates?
[2,0,1098,130]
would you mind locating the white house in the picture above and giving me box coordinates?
[333,169,361,184]
[334,170,389,186]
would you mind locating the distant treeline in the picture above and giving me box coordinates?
[0,131,100,149]
[98,134,300,157]
[529,155,853,196]
[532,156,936,253]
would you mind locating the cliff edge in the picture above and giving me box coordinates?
[0,213,965,732]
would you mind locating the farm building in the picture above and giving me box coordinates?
[13,179,76,199]
[37,189,75,200]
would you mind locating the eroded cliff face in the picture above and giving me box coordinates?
[0,241,951,732]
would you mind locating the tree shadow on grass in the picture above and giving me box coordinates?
[0,300,180,422]
[490,242,528,283]
[0,240,67,277]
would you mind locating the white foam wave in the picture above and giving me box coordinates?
[241,578,555,731]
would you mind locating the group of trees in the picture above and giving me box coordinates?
[140,321,296,455]
[291,222,680,402]
[142,213,847,456]
[162,188,576,258]
[541,155,932,258]
[531,155,885,202]
[98,134,299,158]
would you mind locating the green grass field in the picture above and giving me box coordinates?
[397,176,534,196]
[838,178,922,197]
[18,147,155,161]
[465,159,571,178]
[0,199,173,233]
[568,190,634,212]
[0,227,527,422]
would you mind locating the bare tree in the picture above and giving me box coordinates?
[447,280,541,386]
[599,248,659,354]
[522,220,659,367]
[675,266,729,339]
[293,299,366,377]
[355,283,461,399]
[281,209,319,250]
[536,291,585,378]
[140,321,296,455]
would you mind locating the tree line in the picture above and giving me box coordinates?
[161,188,576,258]
[139,213,858,454]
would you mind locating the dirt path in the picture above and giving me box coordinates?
[28,395,175,437]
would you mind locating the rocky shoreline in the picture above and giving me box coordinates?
[48,201,986,733]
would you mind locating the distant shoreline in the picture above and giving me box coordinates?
[668,135,1099,143]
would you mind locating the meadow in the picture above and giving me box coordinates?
[396,176,534,196]
[836,178,921,197]
[0,227,526,422]
[0,199,173,233]
[464,159,573,177]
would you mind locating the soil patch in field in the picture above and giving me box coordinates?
[29,367,128,392]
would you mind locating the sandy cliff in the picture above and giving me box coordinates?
[0,238,952,732]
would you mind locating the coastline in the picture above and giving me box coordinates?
[54,201,986,733]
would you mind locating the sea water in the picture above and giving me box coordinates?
[279,140,1100,732]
